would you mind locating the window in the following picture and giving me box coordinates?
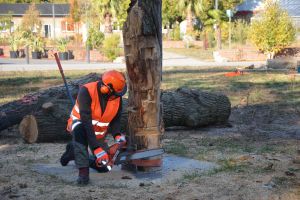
[61,20,74,32]
[0,21,13,33]
[44,25,51,38]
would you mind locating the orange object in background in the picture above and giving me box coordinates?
[225,69,244,77]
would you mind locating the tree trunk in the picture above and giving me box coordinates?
[216,25,222,50]
[123,0,163,170]
[186,7,193,34]
[104,12,112,34]
[203,29,208,50]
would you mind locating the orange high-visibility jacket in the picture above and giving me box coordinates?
[67,81,121,139]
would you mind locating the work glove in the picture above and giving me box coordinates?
[114,133,126,146]
[94,147,109,167]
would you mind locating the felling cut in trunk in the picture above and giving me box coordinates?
[0,74,231,143]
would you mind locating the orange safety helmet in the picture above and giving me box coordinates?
[100,70,127,96]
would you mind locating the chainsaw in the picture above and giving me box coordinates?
[90,143,164,172]
[107,143,164,166]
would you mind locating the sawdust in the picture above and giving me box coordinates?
[0,104,300,200]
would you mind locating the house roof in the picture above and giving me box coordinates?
[236,0,264,12]
[0,3,70,17]
[236,0,300,17]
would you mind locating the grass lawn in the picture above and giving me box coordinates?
[1,67,300,108]
[1,67,300,199]
[164,48,214,61]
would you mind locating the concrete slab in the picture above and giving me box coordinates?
[32,154,217,188]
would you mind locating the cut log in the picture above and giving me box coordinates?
[162,88,231,128]
[19,115,38,144]
[19,101,72,143]
[0,73,99,132]
[1,87,231,142]
[0,73,231,143]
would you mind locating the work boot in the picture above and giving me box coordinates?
[77,167,89,185]
[60,141,75,166]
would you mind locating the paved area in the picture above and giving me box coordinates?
[33,154,217,188]
[0,51,266,71]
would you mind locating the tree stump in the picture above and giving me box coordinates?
[123,0,163,170]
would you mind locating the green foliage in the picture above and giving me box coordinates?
[232,19,249,45]
[0,0,68,3]
[0,14,12,32]
[115,0,130,28]
[86,27,105,50]
[206,27,215,47]
[249,1,296,59]
[91,0,129,28]
[8,28,24,51]
[162,0,181,28]
[102,34,120,61]
[56,38,69,52]
[170,25,181,41]
[30,36,44,52]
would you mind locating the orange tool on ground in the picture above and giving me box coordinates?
[225,68,246,77]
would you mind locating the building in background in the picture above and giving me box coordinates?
[236,0,300,28]
[0,3,89,40]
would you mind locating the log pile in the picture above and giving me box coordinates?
[0,73,231,143]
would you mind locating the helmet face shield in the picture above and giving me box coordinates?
[113,83,127,97]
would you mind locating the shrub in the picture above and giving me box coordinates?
[248,1,296,59]
[56,38,69,52]
[102,34,121,61]
[170,25,181,41]
[233,19,249,45]
[30,36,44,52]
[86,28,104,50]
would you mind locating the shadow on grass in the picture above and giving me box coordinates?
[0,76,59,87]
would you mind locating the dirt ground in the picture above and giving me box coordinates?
[0,102,299,200]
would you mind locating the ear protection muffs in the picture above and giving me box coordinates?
[100,83,111,94]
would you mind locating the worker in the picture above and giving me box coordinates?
[60,70,127,185]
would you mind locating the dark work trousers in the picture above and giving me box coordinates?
[72,122,109,172]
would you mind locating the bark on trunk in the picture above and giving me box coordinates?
[186,8,193,34]
[216,25,222,50]
[203,29,208,50]
[123,0,163,170]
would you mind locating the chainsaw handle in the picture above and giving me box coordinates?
[108,142,126,166]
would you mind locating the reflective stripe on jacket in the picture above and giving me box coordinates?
[66,81,121,139]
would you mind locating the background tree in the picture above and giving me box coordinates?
[177,0,202,34]
[91,0,130,33]
[198,0,243,49]
[0,0,69,3]
[69,0,81,46]
[115,0,130,30]
[248,1,296,59]
[20,3,42,33]
[162,0,181,28]
[92,0,118,34]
